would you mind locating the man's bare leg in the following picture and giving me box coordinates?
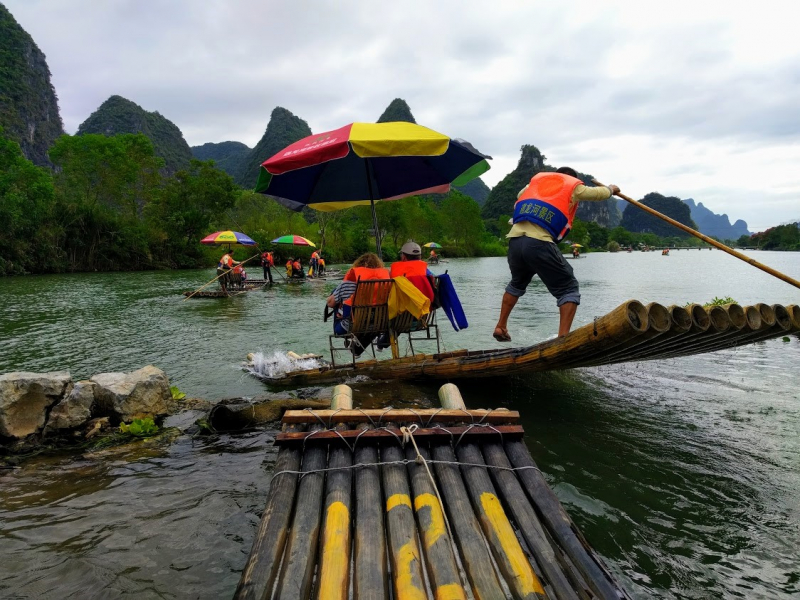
[494,292,518,340]
[558,302,577,337]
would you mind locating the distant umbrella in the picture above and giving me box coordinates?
[423,242,443,249]
[271,234,316,247]
[200,230,256,246]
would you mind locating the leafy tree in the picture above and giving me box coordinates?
[585,221,609,248]
[147,159,239,267]
[441,191,485,254]
[0,132,56,274]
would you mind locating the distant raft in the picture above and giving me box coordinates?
[250,301,799,387]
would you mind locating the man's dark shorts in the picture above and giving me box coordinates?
[505,236,580,306]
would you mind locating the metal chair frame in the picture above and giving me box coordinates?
[328,279,394,367]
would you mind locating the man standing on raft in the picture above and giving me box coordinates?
[493,167,620,341]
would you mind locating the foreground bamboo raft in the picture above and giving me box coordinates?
[254,301,799,387]
[235,384,629,600]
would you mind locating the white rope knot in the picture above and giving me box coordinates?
[400,423,418,446]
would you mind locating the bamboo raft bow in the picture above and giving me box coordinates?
[252,300,799,387]
[234,383,630,600]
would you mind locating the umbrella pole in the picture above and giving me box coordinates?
[364,161,382,258]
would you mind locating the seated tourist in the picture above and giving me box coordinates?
[326,253,390,354]
[390,242,434,302]
[291,258,305,278]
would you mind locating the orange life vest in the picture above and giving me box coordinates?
[219,253,234,268]
[390,260,434,302]
[292,260,302,271]
[342,266,390,306]
[262,251,274,266]
[513,172,583,242]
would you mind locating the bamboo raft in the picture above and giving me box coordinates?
[254,301,799,387]
[235,383,629,600]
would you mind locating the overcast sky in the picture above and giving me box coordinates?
[8,0,800,231]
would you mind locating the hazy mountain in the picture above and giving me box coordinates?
[235,106,312,189]
[683,198,750,239]
[482,144,619,227]
[77,95,192,174]
[191,141,251,178]
[0,2,64,166]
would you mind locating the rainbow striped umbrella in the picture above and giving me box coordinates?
[423,242,442,248]
[271,234,316,248]
[200,230,256,246]
[254,121,490,257]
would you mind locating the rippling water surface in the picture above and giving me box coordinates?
[1,251,799,598]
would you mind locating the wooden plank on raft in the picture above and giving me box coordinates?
[275,425,525,446]
[281,408,519,424]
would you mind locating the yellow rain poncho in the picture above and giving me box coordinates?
[388,276,431,320]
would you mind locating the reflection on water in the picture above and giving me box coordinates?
[1,252,799,598]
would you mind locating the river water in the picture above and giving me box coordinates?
[1,251,798,599]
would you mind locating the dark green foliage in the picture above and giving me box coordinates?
[191,141,250,178]
[621,192,697,237]
[377,98,416,123]
[146,159,239,267]
[0,132,57,274]
[77,95,192,174]
[236,107,312,189]
[749,223,800,250]
[0,3,64,166]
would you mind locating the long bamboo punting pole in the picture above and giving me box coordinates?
[439,386,547,600]
[317,385,354,600]
[234,423,303,600]
[353,424,388,600]
[594,179,800,291]
[405,443,468,600]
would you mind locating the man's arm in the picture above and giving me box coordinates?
[573,184,620,202]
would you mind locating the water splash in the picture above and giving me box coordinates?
[245,350,323,379]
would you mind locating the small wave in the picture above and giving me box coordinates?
[245,350,323,379]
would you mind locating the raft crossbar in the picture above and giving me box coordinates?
[281,408,519,424]
[275,424,525,446]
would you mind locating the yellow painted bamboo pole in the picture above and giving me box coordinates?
[594,179,800,290]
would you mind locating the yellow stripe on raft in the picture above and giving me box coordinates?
[413,493,446,548]
[319,501,350,600]
[387,493,412,512]
[394,541,426,600]
[350,122,450,158]
[480,492,545,597]
[436,583,468,600]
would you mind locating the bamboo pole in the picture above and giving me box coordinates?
[439,386,547,599]
[434,384,507,599]
[405,443,468,600]
[504,440,624,600]
[183,253,259,301]
[630,303,713,361]
[787,305,800,331]
[353,420,388,600]
[234,423,303,600]
[581,302,671,367]
[275,422,326,600]
[659,304,760,359]
[316,385,354,600]
[482,442,580,600]
[381,441,427,600]
[594,179,800,291]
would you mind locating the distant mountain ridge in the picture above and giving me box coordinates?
[77,95,192,174]
[0,2,64,166]
[191,141,251,178]
[234,106,312,189]
[615,198,750,239]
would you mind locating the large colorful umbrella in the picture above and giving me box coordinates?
[200,230,256,246]
[271,234,316,247]
[423,242,442,249]
[254,121,491,257]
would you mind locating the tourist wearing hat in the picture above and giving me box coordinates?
[390,241,434,302]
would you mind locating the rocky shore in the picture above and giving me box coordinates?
[0,366,330,458]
